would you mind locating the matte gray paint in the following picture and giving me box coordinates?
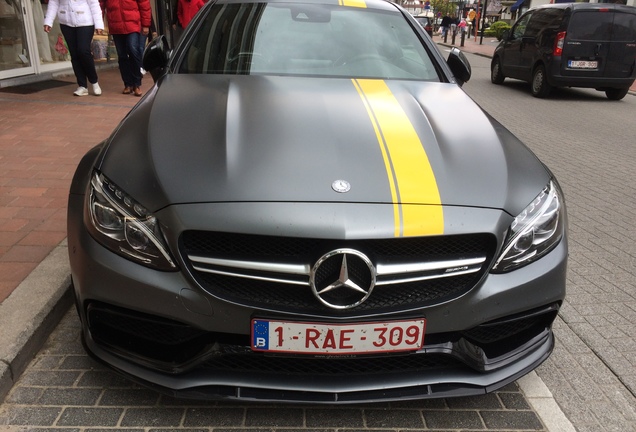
[98,75,549,216]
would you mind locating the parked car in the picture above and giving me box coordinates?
[68,0,567,404]
[491,3,636,99]
[414,14,434,36]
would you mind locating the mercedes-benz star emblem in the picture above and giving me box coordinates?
[331,180,351,193]
[310,249,376,309]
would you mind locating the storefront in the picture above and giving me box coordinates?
[0,0,178,87]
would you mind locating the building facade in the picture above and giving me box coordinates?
[0,0,180,87]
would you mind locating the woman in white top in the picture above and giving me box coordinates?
[43,0,105,96]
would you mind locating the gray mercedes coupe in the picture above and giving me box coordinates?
[67,0,568,403]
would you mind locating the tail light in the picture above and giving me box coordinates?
[553,31,566,56]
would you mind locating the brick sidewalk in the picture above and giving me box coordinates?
[0,66,139,304]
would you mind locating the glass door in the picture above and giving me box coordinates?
[0,0,36,78]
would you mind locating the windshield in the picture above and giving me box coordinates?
[178,2,439,80]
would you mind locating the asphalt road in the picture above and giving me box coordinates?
[458,51,636,432]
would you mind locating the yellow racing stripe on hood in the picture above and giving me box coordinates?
[353,79,443,237]
[340,0,366,7]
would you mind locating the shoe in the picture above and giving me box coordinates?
[133,86,142,97]
[91,82,102,96]
[123,86,132,94]
[73,86,89,96]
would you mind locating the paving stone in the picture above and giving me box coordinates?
[150,429,208,432]
[38,388,103,405]
[56,407,124,426]
[305,408,364,428]
[76,370,135,388]
[184,407,245,427]
[446,394,502,410]
[422,410,483,430]
[389,397,448,409]
[120,407,184,427]
[99,388,161,406]
[89,430,138,432]
[4,386,43,404]
[13,429,80,432]
[31,355,64,370]
[17,370,80,387]
[0,406,62,425]
[364,408,424,428]
[151,429,208,432]
[245,407,304,427]
[498,393,531,410]
[58,355,102,370]
[481,410,544,430]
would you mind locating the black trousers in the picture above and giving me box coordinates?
[60,24,98,88]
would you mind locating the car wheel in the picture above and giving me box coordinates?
[605,87,629,101]
[531,65,551,98]
[491,58,505,84]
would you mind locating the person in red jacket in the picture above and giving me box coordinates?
[100,0,151,96]
[177,0,205,29]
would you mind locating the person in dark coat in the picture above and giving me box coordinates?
[440,15,451,38]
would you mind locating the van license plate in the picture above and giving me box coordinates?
[251,318,426,354]
[568,60,598,69]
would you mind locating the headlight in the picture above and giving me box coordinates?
[85,172,177,271]
[492,180,565,273]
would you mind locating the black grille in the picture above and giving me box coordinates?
[87,303,215,368]
[462,305,559,344]
[181,231,493,262]
[194,271,479,313]
[180,231,496,314]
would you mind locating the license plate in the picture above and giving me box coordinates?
[568,60,598,69]
[251,318,426,355]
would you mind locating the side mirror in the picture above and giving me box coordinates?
[142,35,171,82]
[447,47,471,86]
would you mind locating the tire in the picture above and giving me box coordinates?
[491,58,505,84]
[531,65,551,98]
[605,87,629,101]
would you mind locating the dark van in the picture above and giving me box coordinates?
[491,3,636,100]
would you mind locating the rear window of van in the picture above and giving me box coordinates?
[569,10,636,41]
[612,12,636,41]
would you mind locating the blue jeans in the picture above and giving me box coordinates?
[112,32,145,88]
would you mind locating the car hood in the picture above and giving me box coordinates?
[99,74,549,216]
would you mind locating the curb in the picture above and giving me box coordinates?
[518,372,577,432]
[0,240,73,403]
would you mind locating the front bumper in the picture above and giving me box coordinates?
[68,191,567,403]
[82,316,556,403]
